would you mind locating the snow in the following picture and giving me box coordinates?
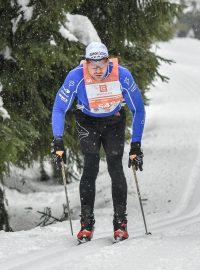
[17,0,34,21]
[11,0,34,34]
[65,14,101,45]
[11,14,22,34]
[1,38,200,269]
[170,0,200,11]
[59,25,78,42]
[59,14,101,45]
[49,35,57,46]
[1,46,16,62]
[0,83,10,120]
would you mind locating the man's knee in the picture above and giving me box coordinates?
[106,154,124,177]
[82,153,100,178]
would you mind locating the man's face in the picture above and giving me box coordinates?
[86,58,109,81]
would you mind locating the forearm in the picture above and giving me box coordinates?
[131,109,145,142]
[52,106,65,138]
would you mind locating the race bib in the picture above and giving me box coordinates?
[83,58,123,114]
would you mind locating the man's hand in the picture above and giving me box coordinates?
[128,142,143,171]
[51,137,66,169]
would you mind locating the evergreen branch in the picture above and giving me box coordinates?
[36,205,71,227]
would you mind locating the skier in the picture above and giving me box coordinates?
[52,42,145,242]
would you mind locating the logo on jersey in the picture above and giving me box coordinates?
[59,93,68,103]
[124,77,129,86]
[86,79,92,83]
[69,81,74,86]
[99,84,108,92]
[62,87,70,94]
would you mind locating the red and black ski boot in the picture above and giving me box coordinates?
[77,208,95,243]
[113,213,129,242]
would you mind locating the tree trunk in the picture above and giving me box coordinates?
[0,186,12,231]
[40,158,50,182]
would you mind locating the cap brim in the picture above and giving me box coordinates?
[86,57,109,61]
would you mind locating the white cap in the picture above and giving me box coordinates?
[85,42,109,60]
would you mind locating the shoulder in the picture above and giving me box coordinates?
[118,64,132,77]
[118,64,135,88]
[68,64,84,78]
[63,64,84,87]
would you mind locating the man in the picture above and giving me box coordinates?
[52,42,145,243]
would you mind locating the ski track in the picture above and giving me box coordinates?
[1,38,200,270]
[0,238,112,270]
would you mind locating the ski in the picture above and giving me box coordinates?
[77,238,91,245]
[113,236,128,244]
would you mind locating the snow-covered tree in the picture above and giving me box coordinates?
[0,0,82,178]
[177,0,200,39]
[0,0,181,180]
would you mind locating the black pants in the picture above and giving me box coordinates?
[75,109,127,215]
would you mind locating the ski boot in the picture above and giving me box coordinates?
[77,207,95,243]
[113,213,129,242]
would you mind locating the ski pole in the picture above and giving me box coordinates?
[132,165,151,235]
[61,160,73,236]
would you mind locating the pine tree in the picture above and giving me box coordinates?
[0,186,11,231]
[177,0,200,39]
[0,1,182,179]
[0,0,82,177]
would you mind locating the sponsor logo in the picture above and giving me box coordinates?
[59,93,68,103]
[63,85,70,94]
[89,51,107,57]
[69,80,74,86]
[86,79,92,83]
[130,85,137,92]
[124,77,129,85]
[99,84,108,92]
[61,90,69,98]
[62,86,71,94]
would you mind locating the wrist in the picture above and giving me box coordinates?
[54,136,63,140]
[131,142,141,148]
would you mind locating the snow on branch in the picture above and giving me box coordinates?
[17,0,34,21]
[59,13,101,45]
[0,83,10,120]
[1,46,16,62]
[11,0,34,34]
[59,25,78,42]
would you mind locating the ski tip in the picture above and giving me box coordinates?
[77,236,91,245]
[113,236,127,243]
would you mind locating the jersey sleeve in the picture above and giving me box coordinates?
[52,70,78,138]
[120,68,145,143]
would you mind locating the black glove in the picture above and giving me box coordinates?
[51,137,66,169]
[128,142,143,171]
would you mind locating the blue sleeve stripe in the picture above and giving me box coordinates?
[122,87,137,107]
[128,82,135,90]
[75,78,84,92]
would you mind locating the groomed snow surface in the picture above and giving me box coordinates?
[1,38,200,270]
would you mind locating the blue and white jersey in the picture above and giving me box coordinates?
[52,61,145,142]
